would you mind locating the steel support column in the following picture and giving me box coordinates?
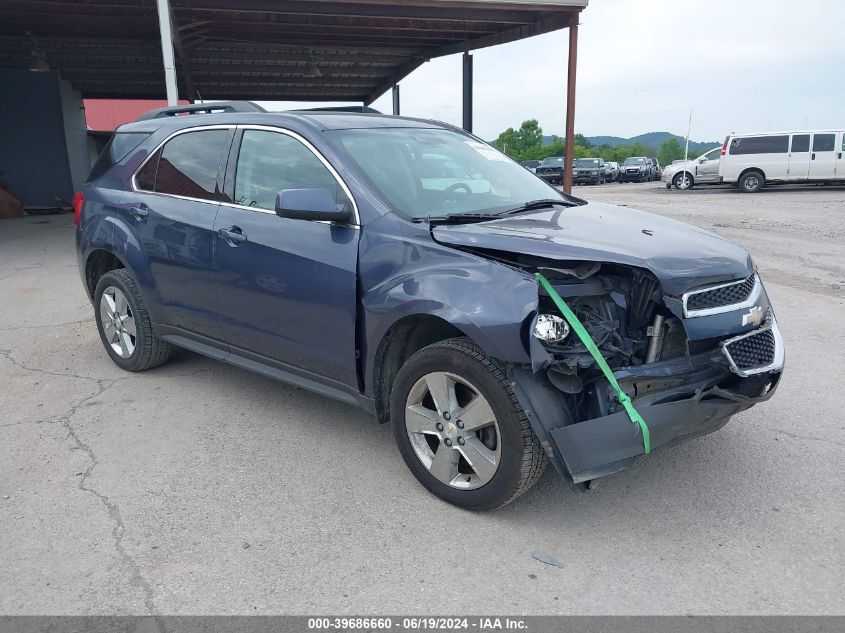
[462,51,473,133]
[155,0,178,105]
[392,84,400,115]
[563,14,579,194]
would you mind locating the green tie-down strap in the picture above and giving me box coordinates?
[535,272,651,454]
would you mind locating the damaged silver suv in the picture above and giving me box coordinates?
[77,106,784,510]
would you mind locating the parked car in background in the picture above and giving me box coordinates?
[619,156,652,182]
[75,105,784,510]
[720,130,845,192]
[663,146,722,190]
[535,156,565,184]
[649,158,662,181]
[604,161,619,182]
[520,159,541,173]
[573,157,606,185]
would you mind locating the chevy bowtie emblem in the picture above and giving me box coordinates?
[742,305,764,326]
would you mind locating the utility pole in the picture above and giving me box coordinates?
[156,0,178,106]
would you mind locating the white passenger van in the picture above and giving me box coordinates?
[719,130,845,192]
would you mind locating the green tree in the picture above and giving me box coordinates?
[492,119,544,160]
[657,138,684,167]
[574,133,591,148]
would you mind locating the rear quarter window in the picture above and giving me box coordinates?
[729,135,789,155]
[87,132,152,182]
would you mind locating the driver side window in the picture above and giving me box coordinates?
[233,129,346,211]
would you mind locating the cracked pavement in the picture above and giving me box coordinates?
[0,191,843,615]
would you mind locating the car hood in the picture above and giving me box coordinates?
[431,202,752,296]
[663,162,693,175]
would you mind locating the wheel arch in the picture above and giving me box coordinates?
[85,248,128,298]
[738,166,766,181]
[371,314,467,424]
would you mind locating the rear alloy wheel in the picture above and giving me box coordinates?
[94,269,172,372]
[739,170,765,193]
[673,172,694,190]
[99,286,136,359]
[391,338,546,510]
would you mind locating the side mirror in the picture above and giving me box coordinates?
[275,188,351,223]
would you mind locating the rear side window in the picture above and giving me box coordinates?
[233,129,345,211]
[791,134,810,152]
[729,135,789,155]
[87,132,151,182]
[812,133,835,152]
[135,130,229,201]
[135,151,159,191]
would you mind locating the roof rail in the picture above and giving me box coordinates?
[136,101,266,121]
[292,106,382,114]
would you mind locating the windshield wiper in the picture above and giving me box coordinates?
[416,198,577,225]
[500,198,576,215]
[421,212,506,225]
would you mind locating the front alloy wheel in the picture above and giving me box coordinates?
[405,371,501,490]
[390,338,546,510]
[673,172,693,190]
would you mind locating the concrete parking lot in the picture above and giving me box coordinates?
[1,182,843,615]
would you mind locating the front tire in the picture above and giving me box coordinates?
[94,269,172,372]
[390,338,546,510]
[673,172,694,190]
[739,170,765,193]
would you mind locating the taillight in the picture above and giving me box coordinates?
[72,192,83,226]
[721,136,729,156]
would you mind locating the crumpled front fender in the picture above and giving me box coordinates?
[358,213,538,398]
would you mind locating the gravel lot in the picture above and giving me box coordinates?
[1,182,843,615]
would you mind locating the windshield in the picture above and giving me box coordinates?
[623,157,647,165]
[328,128,565,220]
[541,157,564,165]
[575,158,600,167]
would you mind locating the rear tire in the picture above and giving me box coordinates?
[390,338,546,510]
[739,170,765,193]
[94,269,172,372]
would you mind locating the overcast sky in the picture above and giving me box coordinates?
[262,0,844,142]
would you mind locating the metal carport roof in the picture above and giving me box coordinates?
[0,0,587,104]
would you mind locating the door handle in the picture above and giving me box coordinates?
[812,153,816,160]
[218,226,247,246]
[129,203,149,220]
[838,152,842,160]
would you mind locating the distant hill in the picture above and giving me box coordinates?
[542,132,721,154]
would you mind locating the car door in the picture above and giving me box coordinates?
[837,132,845,179]
[788,134,811,181]
[123,126,233,340]
[694,148,721,182]
[809,132,837,180]
[214,126,360,388]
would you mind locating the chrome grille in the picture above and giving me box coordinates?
[684,274,757,316]
[723,327,776,370]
